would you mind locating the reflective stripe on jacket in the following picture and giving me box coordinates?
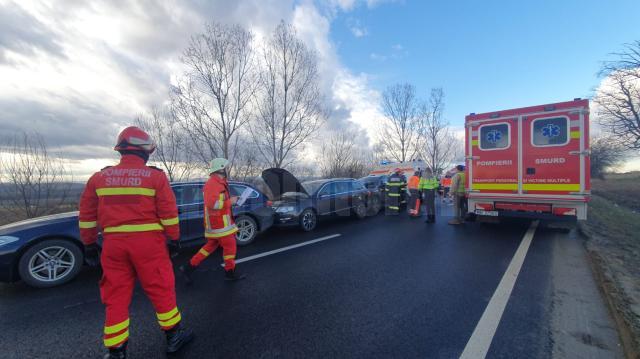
[203,174,238,238]
[78,155,180,245]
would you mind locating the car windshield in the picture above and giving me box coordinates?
[302,180,326,194]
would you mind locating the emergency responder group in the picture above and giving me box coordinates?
[79,126,247,359]
[384,165,467,224]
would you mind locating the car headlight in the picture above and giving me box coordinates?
[275,206,296,213]
[0,236,20,247]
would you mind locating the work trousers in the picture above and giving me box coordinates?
[100,234,181,348]
[190,233,237,271]
[422,189,436,216]
[408,189,421,215]
[453,193,467,220]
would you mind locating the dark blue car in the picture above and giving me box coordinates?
[0,181,274,288]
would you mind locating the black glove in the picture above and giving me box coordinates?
[84,243,101,267]
[167,240,181,258]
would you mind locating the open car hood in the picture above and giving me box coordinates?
[261,168,308,199]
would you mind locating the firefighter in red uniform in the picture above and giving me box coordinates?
[78,126,193,359]
[179,158,246,283]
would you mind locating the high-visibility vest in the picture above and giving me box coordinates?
[419,177,439,190]
[408,176,420,190]
[453,172,466,193]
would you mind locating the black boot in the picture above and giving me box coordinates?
[430,215,436,223]
[178,263,196,285]
[104,342,127,359]
[224,268,246,281]
[165,323,194,354]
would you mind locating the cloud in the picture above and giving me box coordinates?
[0,0,389,177]
[370,43,408,61]
[347,18,368,38]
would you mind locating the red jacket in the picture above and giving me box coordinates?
[78,155,180,245]
[203,174,238,238]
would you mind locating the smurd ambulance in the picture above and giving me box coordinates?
[465,99,590,221]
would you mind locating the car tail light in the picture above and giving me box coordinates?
[475,203,494,211]
[553,207,576,216]
[266,200,273,207]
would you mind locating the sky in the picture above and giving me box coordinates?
[1,0,640,177]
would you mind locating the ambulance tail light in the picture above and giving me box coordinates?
[553,207,576,216]
[475,203,494,211]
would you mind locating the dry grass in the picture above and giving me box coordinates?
[591,171,640,212]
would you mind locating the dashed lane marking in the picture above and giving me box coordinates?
[460,220,540,359]
[221,233,342,267]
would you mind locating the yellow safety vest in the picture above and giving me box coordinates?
[418,177,439,190]
[453,172,466,193]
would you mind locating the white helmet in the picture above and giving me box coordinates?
[209,158,229,174]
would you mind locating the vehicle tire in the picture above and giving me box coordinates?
[299,209,317,232]
[367,195,382,216]
[353,202,367,219]
[235,215,258,246]
[18,239,83,288]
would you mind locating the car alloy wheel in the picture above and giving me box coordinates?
[18,239,83,288]
[355,203,367,219]
[28,246,75,282]
[235,216,258,246]
[300,209,317,231]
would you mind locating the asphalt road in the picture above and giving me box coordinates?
[0,203,623,358]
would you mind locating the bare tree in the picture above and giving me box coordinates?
[135,106,196,182]
[419,88,461,175]
[319,130,369,178]
[230,136,266,182]
[250,21,324,168]
[590,135,627,179]
[595,41,640,150]
[378,83,422,162]
[172,22,256,171]
[0,132,72,220]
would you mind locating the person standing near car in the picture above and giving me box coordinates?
[448,165,467,225]
[407,171,421,217]
[385,168,406,215]
[180,158,246,283]
[419,168,439,223]
[78,126,193,359]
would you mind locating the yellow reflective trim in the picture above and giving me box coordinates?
[104,319,129,335]
[523,183,580,191]
[79,221,97,229]
[96,187,156,196]
[471,139,479,146]
[198,248,210,257]
[570,131,581,139]
[215,193,224,209]
[223,215,229,227]
[204,206,211,230]
[388,206,399,210]
[472,183,518,190]
[156,307,179,321]
[103,223,163,233]
[160,217,179,226]
[205,227,239,238]
[223,255,235,260]
[388,193,400,197]
[386,182,405,187]
[104,330,129,347]
[158,313,181,328]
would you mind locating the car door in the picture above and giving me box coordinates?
[175,184,204,242]
[334,181,352,214]
[317,182,337,215]
[229,184,260,214]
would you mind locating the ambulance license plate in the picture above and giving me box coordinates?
[475,209,498,216]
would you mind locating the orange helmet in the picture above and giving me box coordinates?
[114,126,156,153]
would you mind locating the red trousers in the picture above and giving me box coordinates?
[190,233,237,271]
[100,233,181,348]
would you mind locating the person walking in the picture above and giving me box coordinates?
[407,171,421,217]
[180,158,246,283]
[419,168,439,223]
[448,165,467,225]
[78,126,193,359]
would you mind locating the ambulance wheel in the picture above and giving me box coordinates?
[18,239,83,288]
[235,215,258,246]
[299,209,317,232]
[353,202,367,219]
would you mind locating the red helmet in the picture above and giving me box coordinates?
[114,126,156,153]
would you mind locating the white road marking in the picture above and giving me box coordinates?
[460,220,540,359]
[221,233,342,267]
